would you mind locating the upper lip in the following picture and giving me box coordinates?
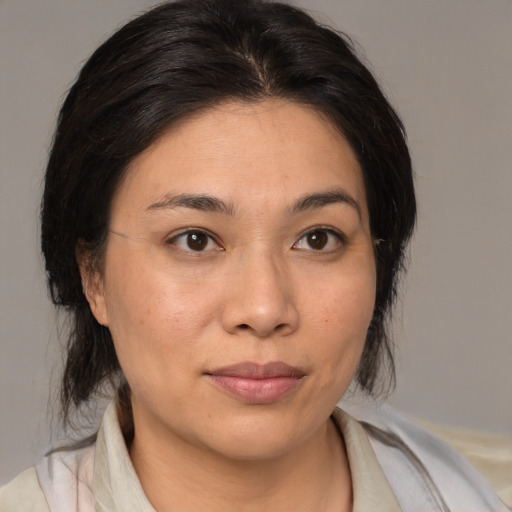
[207,361,306,379]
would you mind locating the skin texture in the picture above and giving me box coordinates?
[82,99,377,511]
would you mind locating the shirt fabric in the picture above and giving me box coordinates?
[0,400,509,511]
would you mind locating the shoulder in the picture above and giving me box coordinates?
[35,443,96,512]
[1,441,96,512]
[340,400,511,511]
[0,467,50,512]
[418,418,512,510]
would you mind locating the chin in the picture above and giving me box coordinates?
[207,431,303,462]
[196,408,318,462]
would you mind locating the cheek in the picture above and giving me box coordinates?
[100,253,220,381]
[305,267,376,376]
[310,264,375,329]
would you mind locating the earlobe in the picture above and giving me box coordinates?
[76,247,109,327]
[84,273,109,327]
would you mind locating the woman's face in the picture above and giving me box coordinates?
[86,99,376,460]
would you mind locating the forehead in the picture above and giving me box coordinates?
[112,99,367,219]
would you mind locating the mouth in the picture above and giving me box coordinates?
[205,362,306,404]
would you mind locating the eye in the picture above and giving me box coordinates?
[167,230,222,252]
[293,228,344,252]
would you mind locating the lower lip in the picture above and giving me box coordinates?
[207,375,303,404]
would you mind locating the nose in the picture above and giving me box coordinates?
[221,250,299,338]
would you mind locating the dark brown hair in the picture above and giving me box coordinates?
[41,0,416,424]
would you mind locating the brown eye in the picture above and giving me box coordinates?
[169,230,221,252]
[186,231,209,251]
[293,228,344,252]
[306,230,328,250]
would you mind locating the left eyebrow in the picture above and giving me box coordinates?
[288,189,362,220]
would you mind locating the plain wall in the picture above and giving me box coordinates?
[1,0,511,483]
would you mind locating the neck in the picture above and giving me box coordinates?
[129,413,352,512]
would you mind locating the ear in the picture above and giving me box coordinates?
[76,245,109,327]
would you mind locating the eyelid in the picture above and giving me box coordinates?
[162,226,346,253]
[292,227,347,251]
[165,228,224,252]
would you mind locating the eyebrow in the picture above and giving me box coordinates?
[146,189,361,219]
[288,190,362,220]
[146,193,236,216]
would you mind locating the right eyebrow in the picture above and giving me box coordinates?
[146,193,236,216]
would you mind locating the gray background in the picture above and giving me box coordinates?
[1,0,511,483]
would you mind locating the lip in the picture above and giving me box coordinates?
[206,362,306,404]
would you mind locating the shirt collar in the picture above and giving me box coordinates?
[93,401,399,511]
[331,407,401,512]
[94,401,155,512]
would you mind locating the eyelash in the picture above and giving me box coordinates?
[165,229,224,253]
[293,228,346,252]
[165,227,346,254]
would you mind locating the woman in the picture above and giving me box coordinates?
[0,1,508,510]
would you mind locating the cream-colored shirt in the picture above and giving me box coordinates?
[0,404,401,511]
[1,402,510,511]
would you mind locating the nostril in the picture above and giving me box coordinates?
[235,322,291,335]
